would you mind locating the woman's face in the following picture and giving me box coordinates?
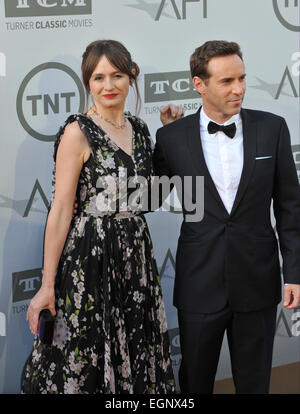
[89,54,131,112]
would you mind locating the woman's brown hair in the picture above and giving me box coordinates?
[81,39,141,114]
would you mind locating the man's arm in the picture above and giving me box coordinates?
[273,118,300,308]
[153,129,172,178]
[152,129,174,209]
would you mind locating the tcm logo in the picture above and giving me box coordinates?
[273,0,300,32]
[0,53,6,77]
[292,144,300,183]
[144,71,199,102]
[4,0,92,17]
[0,312,6,337]
[125,0,207,21]
[12,268,42,302]
[17,62,85,141]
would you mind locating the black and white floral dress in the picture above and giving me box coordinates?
[21,114,175,394]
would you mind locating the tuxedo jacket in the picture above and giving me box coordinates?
[153,108,300,313]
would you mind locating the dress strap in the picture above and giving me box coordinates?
[53,114,98,162]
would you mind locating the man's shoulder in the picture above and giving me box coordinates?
[156,113,195,139]
[242,108,285,125]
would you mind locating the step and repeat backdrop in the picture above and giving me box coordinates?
[0,0,299,393]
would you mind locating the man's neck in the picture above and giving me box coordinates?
[202,106,240,125]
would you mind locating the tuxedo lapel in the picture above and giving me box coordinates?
[230,108,257,216]
[187,109,229,213]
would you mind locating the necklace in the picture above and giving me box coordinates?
[91,107,126,129]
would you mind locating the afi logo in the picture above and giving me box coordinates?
[276,52,300,99]
[0,313,6,337]
[125,0,207,21]
[16,0,87,7]
[156,0,207,20]
[0,53,6,77]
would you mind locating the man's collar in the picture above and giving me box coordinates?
[200,107,241,129]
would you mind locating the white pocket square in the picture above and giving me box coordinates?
[255,156,272,160]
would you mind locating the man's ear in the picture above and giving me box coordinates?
[193,76,206,96]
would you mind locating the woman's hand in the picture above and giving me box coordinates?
[160,104,185,126]
[26,285,56,335]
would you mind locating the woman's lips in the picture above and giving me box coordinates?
[103,94,118,99]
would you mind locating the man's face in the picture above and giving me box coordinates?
[193,54,246,123]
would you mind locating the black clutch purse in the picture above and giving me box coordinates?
[38,309,55,345]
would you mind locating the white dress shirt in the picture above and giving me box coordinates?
[200,108,243,214]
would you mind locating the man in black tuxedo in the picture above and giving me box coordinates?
[153,40,300,394]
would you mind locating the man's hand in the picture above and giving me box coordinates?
[283,284,300,309]
[160,104,185,126]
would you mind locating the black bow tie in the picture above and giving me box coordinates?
[207,121,236,139]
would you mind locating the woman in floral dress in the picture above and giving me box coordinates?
[21,40,179,394]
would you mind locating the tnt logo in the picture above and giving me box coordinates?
[0,312,6,337]
[273,0,300,32]
[0,53,6,77]
[17,62,85,141]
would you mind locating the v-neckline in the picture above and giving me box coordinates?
[84,114,135,158]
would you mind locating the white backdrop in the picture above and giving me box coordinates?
[0,0,299,393]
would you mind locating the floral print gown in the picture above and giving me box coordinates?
[21,114,175,394]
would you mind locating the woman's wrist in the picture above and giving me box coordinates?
[41,278,55,290]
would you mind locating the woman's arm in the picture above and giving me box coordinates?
[27,121,90,335]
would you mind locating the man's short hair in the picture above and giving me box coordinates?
[190,40,243,80]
